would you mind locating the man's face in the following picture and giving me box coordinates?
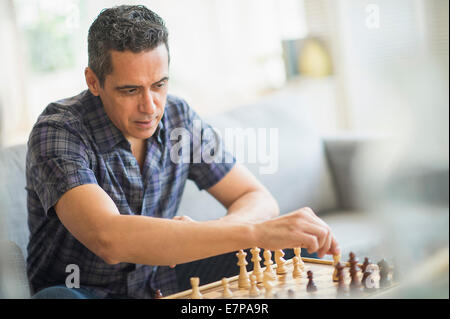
[94,45,169,145]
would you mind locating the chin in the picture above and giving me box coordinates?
[134,128,157,140]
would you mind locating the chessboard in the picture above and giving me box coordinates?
[163,250,395,299]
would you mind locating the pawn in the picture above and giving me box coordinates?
[263,271,275,297]
[335,262,348,296]
[377,259,392,288]
[263,249,276,281]
[306,270,317,293]
[292,256,303,279]
[293,247,305,270]
[221,277,233,298]
[287,289,295,298]
[249,275,260,297]
[190,277,203,299]
[153,289,163,299]
[349,266,362,291]
[361,257,370,273]
[332,254,341,282]
[275,249,287,275]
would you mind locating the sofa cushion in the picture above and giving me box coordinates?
[0,240,30,298]
[0,144,29,260]
[178,93,338,221]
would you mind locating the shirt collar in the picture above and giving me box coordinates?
[83,90,165,153]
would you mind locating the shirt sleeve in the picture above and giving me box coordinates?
[183,102,236,190]
[26,121,98,217]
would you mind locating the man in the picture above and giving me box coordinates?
[26,5,339,299]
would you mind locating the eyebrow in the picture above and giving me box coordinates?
[115,76,169,90]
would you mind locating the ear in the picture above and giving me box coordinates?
[85,67,101,96]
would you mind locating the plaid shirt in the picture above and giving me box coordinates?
[26,90,235,298]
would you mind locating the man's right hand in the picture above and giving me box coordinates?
[254,207,340,258]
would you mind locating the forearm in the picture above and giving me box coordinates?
[104,214,257,265]
[220,190,280,223]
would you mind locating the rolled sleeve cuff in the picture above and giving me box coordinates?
[37,168,98,216]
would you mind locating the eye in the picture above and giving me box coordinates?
[155,81,167,89]
[120,88,138,95]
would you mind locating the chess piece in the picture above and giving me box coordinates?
[287,288,295,298]
[249,275,260,297]
[153,289,163,299]
[236,250,250,289]
[275,249,287,275]
[361,257,370,273]
[348,253,363,294]
[362,264,380,291]
[335,262,348,296]
[293,247,305,270]
[292,256,303,279]
[377,259,392,288]
[250,247,263,283]
[222,277,233,298]
[190,277,203,299]
[306,270,317,292]
[332,254,341,282]
[263,271,275,297]
[263,249,276,280]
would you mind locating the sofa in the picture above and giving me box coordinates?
[0,92,383,298]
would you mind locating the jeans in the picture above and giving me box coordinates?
[31,285,100,299]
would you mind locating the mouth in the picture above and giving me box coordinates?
[134,117,158,129]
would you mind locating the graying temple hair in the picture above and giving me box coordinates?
[88,5,170,87]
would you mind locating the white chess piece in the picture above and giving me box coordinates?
[250,247,264,283]
[190,277,203,299]
[275,249,287,275]
[263,272,275,297]
[237,250,250,288]
[292,256,303,278]
[221,277,233,298]
[249,275,260,297]
[294,247,305,270]
[263,250,276,281]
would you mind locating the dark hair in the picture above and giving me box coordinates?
[88,5,169,87]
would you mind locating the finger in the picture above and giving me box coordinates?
[328,234,341,256]
[297,233,319,254]
[299,221,329,252]
[317,228,332,258]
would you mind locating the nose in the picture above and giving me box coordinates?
[139,90,157,114]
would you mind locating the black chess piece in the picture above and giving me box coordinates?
[335,262,348,297]
[153,289,163,299]
[377,259,392,288]
[306,270,317,292]
[287,289,295,298]
[361,257,370,273]
[349,253,363,295]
